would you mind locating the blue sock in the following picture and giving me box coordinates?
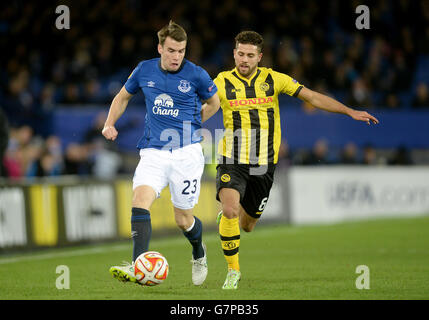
[183,216,204,259]
[131,207,152,262]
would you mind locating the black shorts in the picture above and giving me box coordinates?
[216,158,276,219]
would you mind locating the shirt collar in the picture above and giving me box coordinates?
[232,67,260,83]
[158,58,186,74]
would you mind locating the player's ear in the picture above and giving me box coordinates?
[157,43,163,55]
[257,52,263,63]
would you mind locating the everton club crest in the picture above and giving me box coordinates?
[178,80,191,93]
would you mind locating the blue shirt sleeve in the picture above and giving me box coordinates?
[124,62,143,94]
[196,67,218,101]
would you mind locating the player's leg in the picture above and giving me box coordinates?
[216,162,247,289]
[169,143,207,285]
[174,206,207,285]
[239,165,275,232]
[217,202,257,232]
[218,187,241,270]
[239,206,258,232]
[174,207,205,260]
[218,188,242,289]
[109,185,156,283]
[130,148,169,262]
[131,185,157,261]
[173,207,195,230]
[110,149,168,284]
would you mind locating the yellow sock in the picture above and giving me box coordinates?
[219,215,240,271]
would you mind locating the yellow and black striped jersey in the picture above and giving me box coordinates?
[214,67,303,165]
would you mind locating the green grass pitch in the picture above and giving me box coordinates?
[0,216,428,300]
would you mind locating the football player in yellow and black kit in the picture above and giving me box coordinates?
[214,31,379,289]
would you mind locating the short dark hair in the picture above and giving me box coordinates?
[157,20,187,46]
[235,31,264,52]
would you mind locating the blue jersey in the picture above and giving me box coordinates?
[124,58,217,150]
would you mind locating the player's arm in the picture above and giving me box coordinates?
[297,87,379,125]
[201,93,221,123]
[102,86,134,141]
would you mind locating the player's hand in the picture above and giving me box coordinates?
[102,125,118,141]
[349,110,379,125]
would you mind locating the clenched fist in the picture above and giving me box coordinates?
[102,125,118,141]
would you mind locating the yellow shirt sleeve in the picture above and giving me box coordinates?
[214,74,226,107]
[273,70,303,97]
[214,75,222,92]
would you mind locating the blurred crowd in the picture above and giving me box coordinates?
[0,109,123,179]
[276,139,414,169]
[1,0,429,180]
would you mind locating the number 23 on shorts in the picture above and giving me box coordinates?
[182,179,198,195]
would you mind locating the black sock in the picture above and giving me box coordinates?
[183,216,204,260]
[131,207,152,262]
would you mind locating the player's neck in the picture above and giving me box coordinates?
[158,58,185,74]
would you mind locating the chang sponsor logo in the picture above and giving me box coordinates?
[153,93,179,117]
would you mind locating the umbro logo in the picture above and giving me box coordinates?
[147,81,155,87]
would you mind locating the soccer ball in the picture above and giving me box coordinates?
[134,251,169,286]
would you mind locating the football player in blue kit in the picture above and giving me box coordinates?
[104,21,220,286]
